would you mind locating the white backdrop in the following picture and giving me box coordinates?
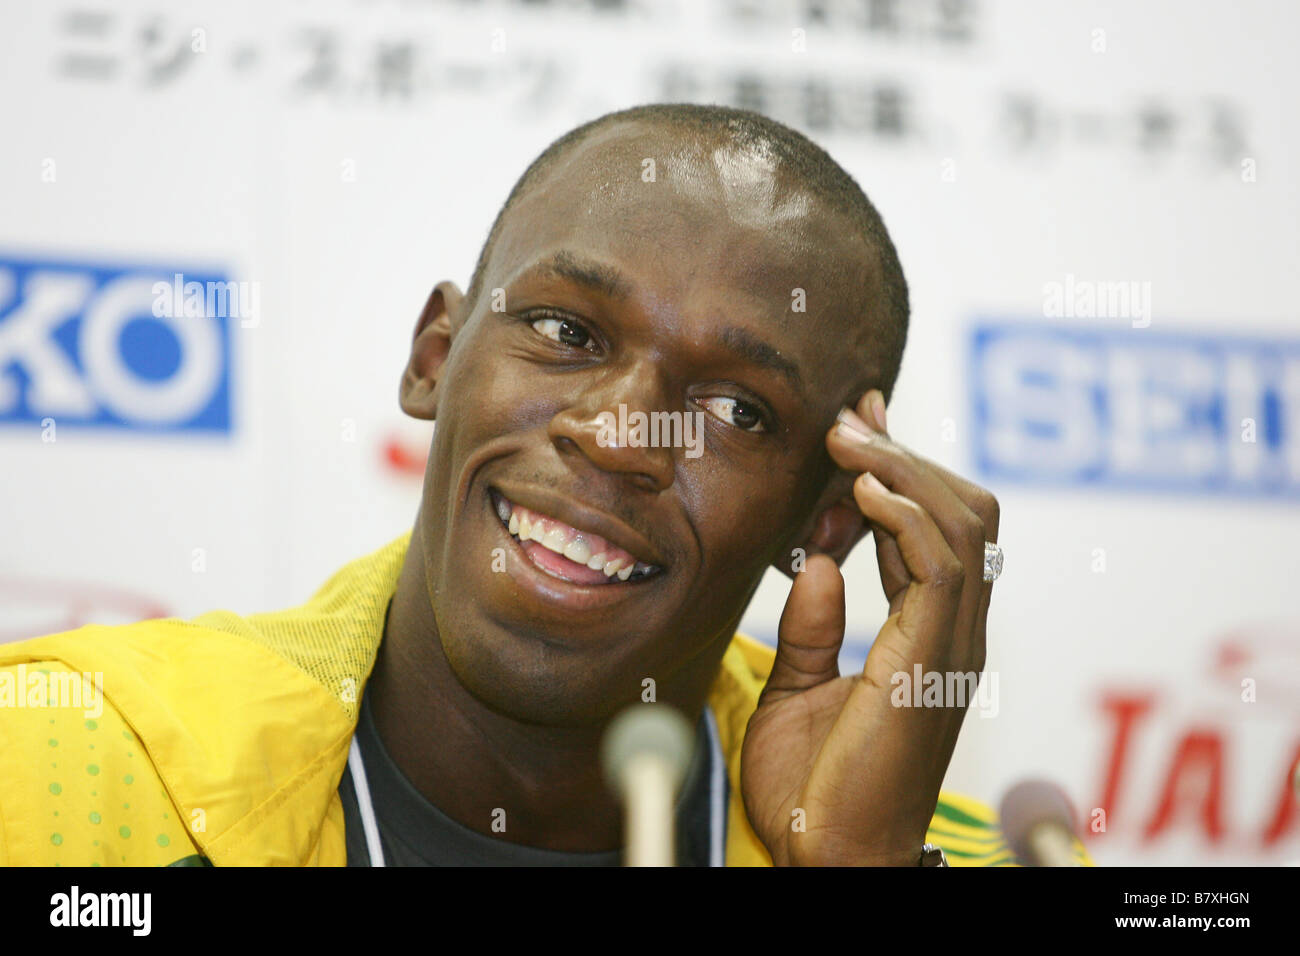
[2,0,1297,865]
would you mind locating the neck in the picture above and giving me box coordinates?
[366,525,725,852]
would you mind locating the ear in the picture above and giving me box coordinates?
[773,494,869,581]
[399,280,464,421]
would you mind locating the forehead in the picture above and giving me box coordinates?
[491,123,874,329]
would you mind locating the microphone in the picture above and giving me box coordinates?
[998,779,1083,867]
[601,704,694,867]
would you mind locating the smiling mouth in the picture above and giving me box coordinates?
[489,488,663,586]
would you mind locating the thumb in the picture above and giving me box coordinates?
[762,554,845,703]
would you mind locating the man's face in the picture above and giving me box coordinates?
[416,121,884,723]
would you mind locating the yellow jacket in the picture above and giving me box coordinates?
[0,533,1086,866]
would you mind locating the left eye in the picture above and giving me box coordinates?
[530,315,594,350]
[697,396,766,432]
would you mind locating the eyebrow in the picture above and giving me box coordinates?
[521,250,633,301]
[517,250,805,393]
[716,325,804,394]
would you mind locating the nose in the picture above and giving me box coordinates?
[548,361,677,493]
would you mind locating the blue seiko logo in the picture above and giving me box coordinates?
[971,321,1300,498]
[0,254,236,433]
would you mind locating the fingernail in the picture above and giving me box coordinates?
[858,471,888,494]
[867,390,888,433]
[836,406,876,442]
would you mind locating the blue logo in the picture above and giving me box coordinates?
[970,321,1300,498]
[0,253,234,433]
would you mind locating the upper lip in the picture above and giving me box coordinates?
[490,484,668,570]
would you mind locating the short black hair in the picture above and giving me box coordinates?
[463,102,910,398]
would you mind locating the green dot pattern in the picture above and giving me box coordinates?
[5,660,198,866]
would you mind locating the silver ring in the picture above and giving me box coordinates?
[983,542,1003,583]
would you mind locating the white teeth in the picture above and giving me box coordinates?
[564,538,591,564]
[541,527,568,554]
[502,497,658,579]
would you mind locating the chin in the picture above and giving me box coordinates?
[435,612,647,727]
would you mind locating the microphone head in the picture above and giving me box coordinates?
[601,704,695,795]
[998,778,1079,864]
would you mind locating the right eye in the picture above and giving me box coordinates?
[528,312,596,352]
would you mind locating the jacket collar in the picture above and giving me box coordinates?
[0,533,774,865]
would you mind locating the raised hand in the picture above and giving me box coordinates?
[740,390,1000,865]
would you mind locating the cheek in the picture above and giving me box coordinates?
[688,456,828,566]
[441,331,505,420]
[689,480,791,567]
[440,325,562,438]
